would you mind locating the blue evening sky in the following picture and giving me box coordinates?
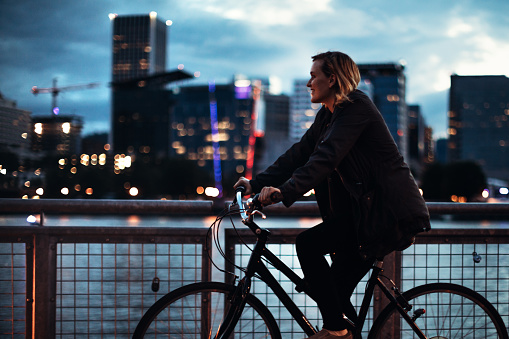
[1,0,508,138]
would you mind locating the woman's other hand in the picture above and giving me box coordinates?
[259,186,282,205]
[233,177,253,196]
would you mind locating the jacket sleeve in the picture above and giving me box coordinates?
[278,99,373,207]
[250,107,325,193]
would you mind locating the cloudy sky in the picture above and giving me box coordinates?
[1,0,508,138]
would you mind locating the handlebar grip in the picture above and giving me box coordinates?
[250,191,282,209]
[235,186,247,194]
[270,191,283,203]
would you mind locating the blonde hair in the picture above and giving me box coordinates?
[312,51,360,106]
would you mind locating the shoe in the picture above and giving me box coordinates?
[306,328,353,339]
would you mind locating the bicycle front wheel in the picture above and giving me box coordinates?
[369,283,508,339]
[133,281,281,338]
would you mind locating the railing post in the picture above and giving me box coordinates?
[372,250,402,338]
[32,230,57,338]
[25,237,34,337]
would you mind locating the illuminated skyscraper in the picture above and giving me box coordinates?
[358,63,408,159]
[168,78,289,192]
[169,82,255,186]
[110,13,193,156]
[31,115,83,155]
[111,13,167,83]
[448,75,509,180]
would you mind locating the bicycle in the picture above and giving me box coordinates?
[133,187,509,338]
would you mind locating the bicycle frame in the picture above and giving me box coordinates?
[230,192,428,339]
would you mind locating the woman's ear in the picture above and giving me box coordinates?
[329,74,336,88]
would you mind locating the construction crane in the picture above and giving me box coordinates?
[31,78,100,115]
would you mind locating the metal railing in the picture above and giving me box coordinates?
[1,199,509,338]
[0,226,212,338]
[0,199,214,338]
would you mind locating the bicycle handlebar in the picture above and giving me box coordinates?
[233,186,282,231]
[235,187,249,221]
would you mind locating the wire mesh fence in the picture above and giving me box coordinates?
[0,242,27,338]
[0,226,210,338]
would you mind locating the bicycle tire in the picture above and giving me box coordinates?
[133,281,282,338]
[368,282,508,339]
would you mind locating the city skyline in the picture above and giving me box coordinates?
[1,0,508,138]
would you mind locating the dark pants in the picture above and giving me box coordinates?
[296,217,374,331]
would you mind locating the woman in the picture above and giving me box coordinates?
[234,51,430,339]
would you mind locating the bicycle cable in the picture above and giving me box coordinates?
[205,200,270,282]
[205,203,252,279]
[225,204,275,282]
[205,205,237,277]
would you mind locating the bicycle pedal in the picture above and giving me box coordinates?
[411,308,426,321]
[295,280,309,293]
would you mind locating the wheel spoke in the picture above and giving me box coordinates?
[369,283,507,339]
[133,282,280,338]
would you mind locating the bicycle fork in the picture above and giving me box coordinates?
[215,278,250,339]
[214,238,263,339]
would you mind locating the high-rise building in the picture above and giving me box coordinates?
[110,13,193,156]
[111,13,167,83]
[169,82,255,187]
[31,115,83,155]
[448,75,509,180]
[358,63,408,159]
[407,105,433,179]
[111,83,176,158]
[254,92,291,173]
[0,92,31,154]
[169,79,289,193]
[289,79,320,141]
[0,93,32,197]
[435,138,448,164]
[423,126,434,165]
[407,105,425,174]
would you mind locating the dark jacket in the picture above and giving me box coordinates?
[250,90,430,259]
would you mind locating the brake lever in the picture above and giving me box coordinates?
[251,210,266,219]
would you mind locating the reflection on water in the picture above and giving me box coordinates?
[1,214,509,229]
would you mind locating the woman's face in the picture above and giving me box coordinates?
[307,59,335,108]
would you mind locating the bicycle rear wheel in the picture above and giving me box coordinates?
[133,281,281,338]
[369,283,508,339]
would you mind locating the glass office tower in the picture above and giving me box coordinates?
[359,63,408,160]
[111,13,166,83]
[448,75,509,180]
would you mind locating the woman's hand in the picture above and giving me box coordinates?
[259,186,282,205]
[233,177,253,196]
